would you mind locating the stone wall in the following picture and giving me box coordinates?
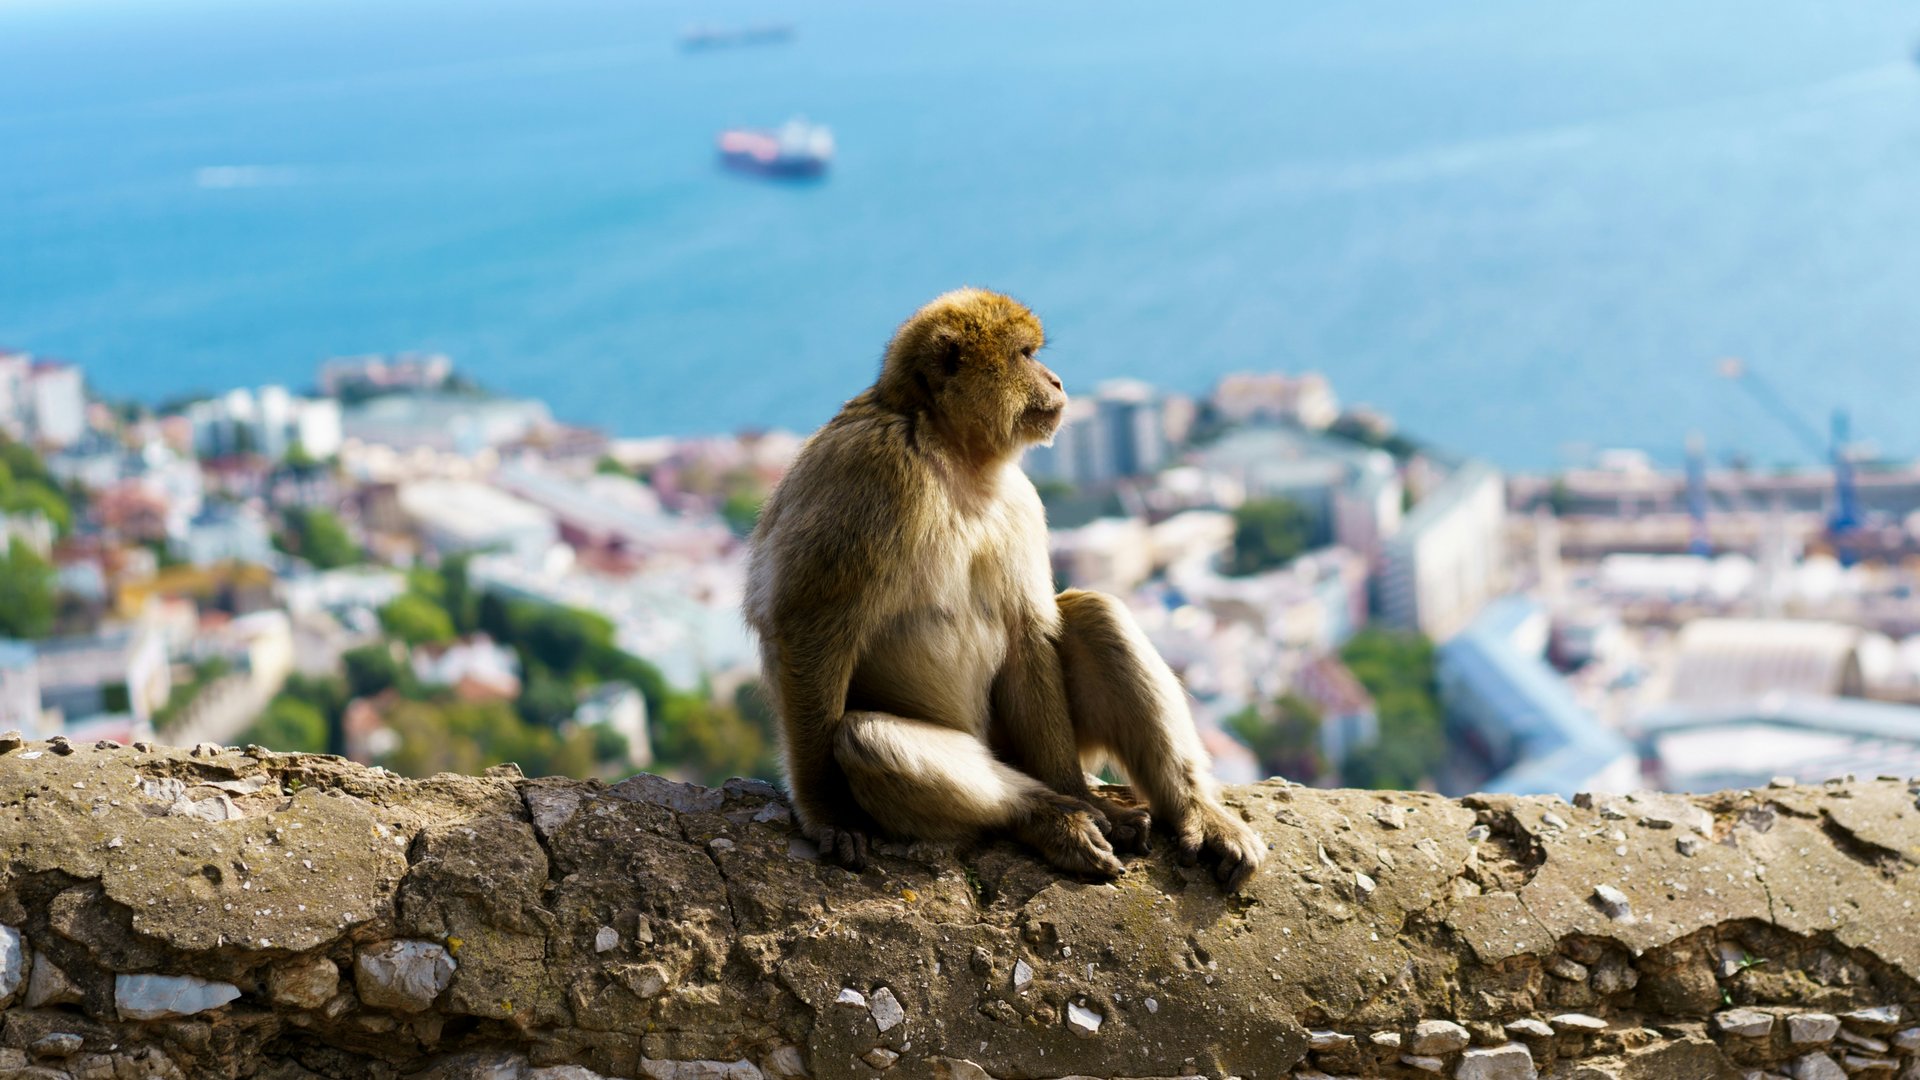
[0,735,1917,1080]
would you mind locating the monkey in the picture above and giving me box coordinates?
[743,288,1264,890]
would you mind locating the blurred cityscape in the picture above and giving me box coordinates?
[4,345,1920,798]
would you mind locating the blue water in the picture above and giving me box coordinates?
[4,0,1920,468]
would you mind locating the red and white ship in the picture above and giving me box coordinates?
[716,118,833,178]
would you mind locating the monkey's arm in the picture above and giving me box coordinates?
[764,637,876,865]
[990,625,1152,854]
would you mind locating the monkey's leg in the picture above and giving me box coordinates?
[834,710,1124,878]
[1055,589,1266,891]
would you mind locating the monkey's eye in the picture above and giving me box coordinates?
[1020,345,1037,360]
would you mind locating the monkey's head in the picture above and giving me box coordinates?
[876,289,1067,462]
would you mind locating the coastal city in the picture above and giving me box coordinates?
[3,348,1919,799]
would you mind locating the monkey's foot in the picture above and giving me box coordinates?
[803,822,871,871]
[1089,796,1152,855]
[1173,802,1266,892]
[1013,794,1124,879]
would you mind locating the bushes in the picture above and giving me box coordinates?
[1225,498,1311,576]
[1337,629,1444,790]
[277,507,359,569]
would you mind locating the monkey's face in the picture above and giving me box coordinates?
[881,290,1068,460]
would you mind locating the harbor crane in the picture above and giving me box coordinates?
[1716,357,1862,563]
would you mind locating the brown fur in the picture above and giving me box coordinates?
[744,288,1263,889]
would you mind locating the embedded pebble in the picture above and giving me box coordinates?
[1549,1013,1608,1034]
[1591,884,1632,920]
[353,941,455,1012]
[1400,1054,1444,1072]
[1889,1028,1920,1052]
[1309,1030,1354,1051]
[1408,1019,1470,1055]
[1790,1052,1847,1080]
[1677,836,1704,857]
[1354,871,1376,898]
[1455,1043,1539,1080]
[1465,825,1490,842]
[0,925,23,1006]
[30,1033,82,1058]
[594,927,619,953]
[1372,1032,1403,1049]
[1372,805,1407,829]
[1547,956,1589,982]
[1837,1030,1888,1054]
[1540,812,1568,830]
[835,988,867,1008]
[1065,1001,1102,1038]
[1840,1006,1903,1032]
[1715,1009,1775,1038]
[1012,959,1032,990]
[869,986,904,1033]
[1505,1019,1555,1040]
[861,1048,898,1069]
[1790,1014,1842,1044]
[114,973,242,1020]
[267,954,339,1010]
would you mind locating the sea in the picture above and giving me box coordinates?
[4,0,1920,470]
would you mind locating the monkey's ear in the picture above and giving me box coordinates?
[937,336,963,377]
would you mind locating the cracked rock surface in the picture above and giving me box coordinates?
[0,741,1917,1079]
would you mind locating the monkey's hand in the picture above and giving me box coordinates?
[1013,793,1125,880]
[1173,801,1266,892]
[802,820,872,872]
[1087,793,1152,856]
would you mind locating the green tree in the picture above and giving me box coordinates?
[1338,629,1444,790]
[0,538,56,639]
[4,481,71,535]
[379,593,456,646]
[517,671,578,729]
[439,555,480,635]
[1225,498,1311,576]
[381,698,597,779]
[1226,693,1325,782]
[654,691,776,786]
[278,507,360,569]
[721,488,764,538]
[343,643,407,699]
[243,696,329,754]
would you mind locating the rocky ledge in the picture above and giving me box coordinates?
[0,737,1917,1080]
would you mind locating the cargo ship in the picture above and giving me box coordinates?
[716,119,833,178]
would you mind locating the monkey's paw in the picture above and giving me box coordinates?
[1016,794,1125,880]
[803,822,871,872]
[1174,802,1266,892]
[1089,796,1152,855]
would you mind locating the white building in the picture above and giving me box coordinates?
[1026,380,1171,489]
[1377,461,1505,639]
[411,634,521,698]
[176,503,276,566]
[0,352,30,440]
[1209,371,1340,430]
[26,361,86,447]
[397,480,558,561]
[1050,517,1154,594]
[187,386,342,461]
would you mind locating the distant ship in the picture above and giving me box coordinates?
[681,23,795,51]
[716,119,834,178]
